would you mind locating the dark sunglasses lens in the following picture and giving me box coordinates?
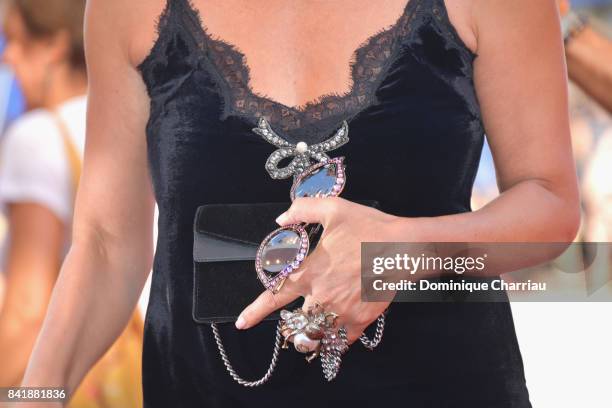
[261,229,303,274]
[293,162,344,199]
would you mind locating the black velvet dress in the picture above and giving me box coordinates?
[137,0,532,406]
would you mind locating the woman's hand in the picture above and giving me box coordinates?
[236,196,403,344]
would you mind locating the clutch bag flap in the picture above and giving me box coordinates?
[192,200,380,324]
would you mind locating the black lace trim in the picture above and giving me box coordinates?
[180,0,424,139]
[139,0,480,142]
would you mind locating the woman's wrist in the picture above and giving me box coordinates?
[21,365,68,389]
[385,213,443,243]
[20,335,72,390]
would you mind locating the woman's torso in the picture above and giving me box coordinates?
[136,0,531,406]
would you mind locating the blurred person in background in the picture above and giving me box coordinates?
[559,0,612,114]
[583,128,612,240]
[559,0,612,248]
[0,1,143,406]
[474,0,612,211]
[0,6,25,312]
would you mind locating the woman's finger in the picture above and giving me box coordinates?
[300,293,329,312]
[236,280,302,330]
[275,196,342,227]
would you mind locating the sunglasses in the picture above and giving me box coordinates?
[255,156,347,293]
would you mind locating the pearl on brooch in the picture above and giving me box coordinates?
[296,141,308,154]
[293,332,321,353]
[252,117,349,179]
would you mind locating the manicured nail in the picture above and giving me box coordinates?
[235,315,246,329]
[276,212,288,225]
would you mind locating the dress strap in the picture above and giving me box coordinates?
[429,0,478,61]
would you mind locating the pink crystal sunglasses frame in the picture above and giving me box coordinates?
[255,157,347,293]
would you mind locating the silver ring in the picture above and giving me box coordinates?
[279,303,346,357]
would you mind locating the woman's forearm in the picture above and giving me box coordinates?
[20,230,152,394]
[416,179,579,241]
[391,178,580,276]
[565,27,612,113]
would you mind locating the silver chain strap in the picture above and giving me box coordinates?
[212,312,386,387]
[320,326,349,381]
[211,321,283,387]
[359,313,386,350]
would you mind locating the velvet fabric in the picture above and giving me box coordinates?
[193,202,297,323]
[137,0,532,406]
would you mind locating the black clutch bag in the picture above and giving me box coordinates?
[192,200,380,324]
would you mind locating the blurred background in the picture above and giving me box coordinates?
[0,0,610,407]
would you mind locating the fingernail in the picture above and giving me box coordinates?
[235,315,246,329]
[276,212,288,225]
